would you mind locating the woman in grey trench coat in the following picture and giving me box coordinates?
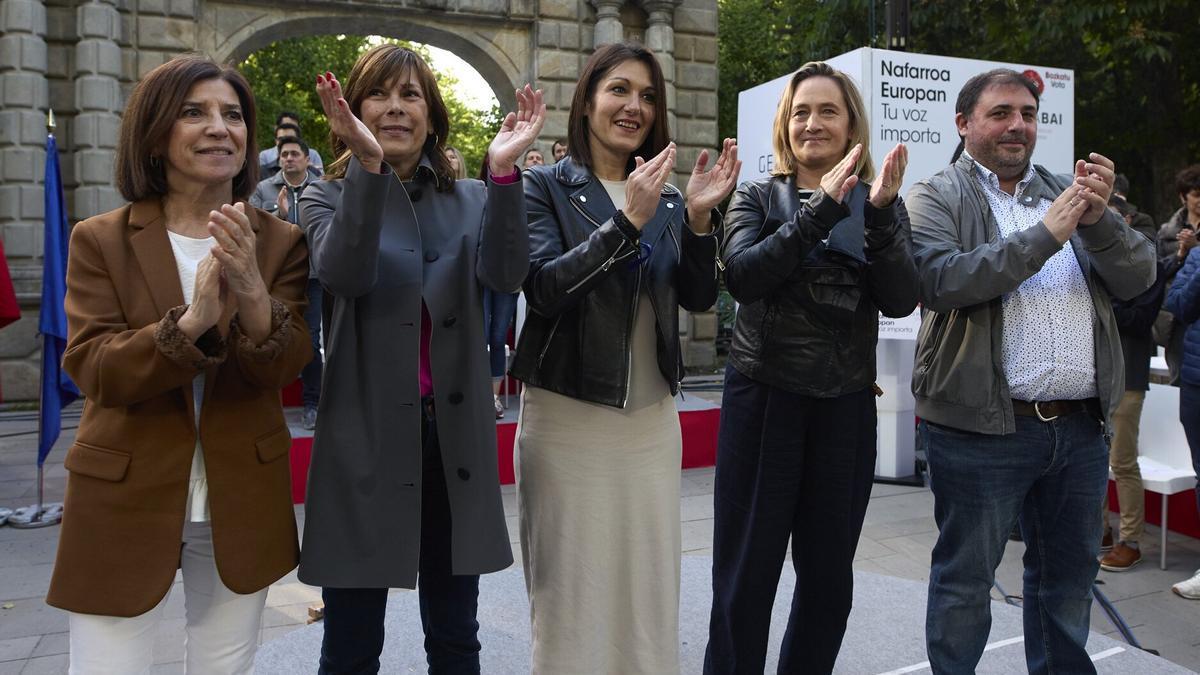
[296,44,544,674]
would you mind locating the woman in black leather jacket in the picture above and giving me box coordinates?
[703,61,918,675]
[510,42,739,673]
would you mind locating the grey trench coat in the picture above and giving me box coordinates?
[296,155,527,588]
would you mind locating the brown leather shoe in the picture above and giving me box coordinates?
[1100,530,1114,552]
[1100,542,1142,572]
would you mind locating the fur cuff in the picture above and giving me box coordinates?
[231,298,293,363]
[154,305,228,370]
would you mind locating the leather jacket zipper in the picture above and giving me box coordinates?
[621,265,642,408]
[536,314,562,368]
[566,199,639,294]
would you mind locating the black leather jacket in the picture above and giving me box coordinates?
[511,157,721,408]
[722,176,918,397]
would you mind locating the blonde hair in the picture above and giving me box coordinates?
[444,146,468,179]
[771,62,874,182]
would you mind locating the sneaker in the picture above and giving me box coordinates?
[302,407,318,430]
[1100,529,1114,552]
[1172,569,1200,599]
[494,395,504,420]
[1100,542,1142,572]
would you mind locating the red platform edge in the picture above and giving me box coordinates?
[1107,479,1200,540]
[288,407,720,504]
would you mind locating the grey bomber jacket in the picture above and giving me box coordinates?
[907,153,1157,435]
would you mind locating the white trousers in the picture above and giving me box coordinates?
[68,520,268,674]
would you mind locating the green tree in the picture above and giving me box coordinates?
[239,35,503,178]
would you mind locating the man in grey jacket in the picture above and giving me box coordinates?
[250,136,321,429]
[907,69,1156,674]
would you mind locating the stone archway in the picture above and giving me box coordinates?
[0,0,721,399]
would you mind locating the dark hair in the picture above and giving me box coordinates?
[552,139,567,150]
[276,135,310,156]
[324,44,454,190]
[955,68,1040,118]
[276,111,299,125]
[1113,173,1131,196]
[275,122,301,136]
[115,54,258,202]
[1177,165,1200,198]
[566,42,670,173]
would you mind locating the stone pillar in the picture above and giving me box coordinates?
[0,0,50,268]
[643,0,679,170]
[72,0,122,220]
[591,0,623,47]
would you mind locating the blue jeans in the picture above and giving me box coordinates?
[481,289,517,379]
[1178,383,1200,515]
[922,410,1108,675]
[302,277,323,409]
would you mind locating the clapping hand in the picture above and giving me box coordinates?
[686,138,742,234]
[869,144,908,209]
[624,143,677,229]
[316,72,383,173]
[1074,152,1115,226]
[821,144,863,204]
[486,85,546,177]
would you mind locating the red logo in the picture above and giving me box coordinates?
[1022,69,1045,95]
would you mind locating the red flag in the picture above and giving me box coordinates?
[0,238,20,330]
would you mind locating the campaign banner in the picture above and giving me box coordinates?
[736,48,1075,340]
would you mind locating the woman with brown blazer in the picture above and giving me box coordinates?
[45,55,311,674]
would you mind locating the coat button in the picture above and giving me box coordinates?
[457,468,471,480]
[448,392,463,404]
[424,250,439,262]
[409,188,423,202]
[443,315,456,327]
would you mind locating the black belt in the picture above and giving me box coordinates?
[1011,398,1101,422]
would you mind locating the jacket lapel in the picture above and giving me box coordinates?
[128,199,185,318]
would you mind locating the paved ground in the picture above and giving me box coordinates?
[2,394,1199,674]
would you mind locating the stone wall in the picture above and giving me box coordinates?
[0,0,721,400]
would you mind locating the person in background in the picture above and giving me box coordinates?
[511,41,739,673]
[47,54,311,673]
[908,68,1154,673]
[1098,187,1163,572]
[478,152,520,419]
[444,145,468,179]
[251,135,323,430]
[704,61,917,674]
[258,111,325,174]
[297,44,542,673]
[551,138,567,163]
[1157,165,1200,383]
[1164,168,1200,600]
[523,147,545,169]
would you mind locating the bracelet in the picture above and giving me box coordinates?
[612,209,641,241]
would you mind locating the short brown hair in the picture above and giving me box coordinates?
[771,62,874,181]
[566,42,670,173]
[324,44,455,191]
[1176,165,1200,198]
[115,54,258,202]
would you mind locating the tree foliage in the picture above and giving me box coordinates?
[239,35,502,178]
[717,0,1200,221]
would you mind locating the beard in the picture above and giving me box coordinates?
[971,134,1034,181]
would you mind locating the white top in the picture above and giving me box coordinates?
[599,178,671,409]
[167,230,216,522]
[968,154,1097,401]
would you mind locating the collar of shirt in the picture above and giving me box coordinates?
[963,149,1036,199]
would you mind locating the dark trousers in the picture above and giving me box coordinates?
[302,277,324,409]
[705,365,877,675]
[318,411,481,675]
[1180,382,1200,515]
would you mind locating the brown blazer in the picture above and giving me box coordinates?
[46,199,311,617]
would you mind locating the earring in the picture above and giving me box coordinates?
[150,156,160,168]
